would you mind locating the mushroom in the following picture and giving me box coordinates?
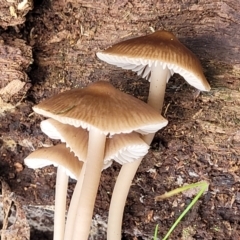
[97,30,211,239]
[96,30,211,112]
[24,144,83,240]
[32,81,167,240]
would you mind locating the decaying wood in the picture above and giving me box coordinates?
[0,35,32,114]
[0,0,33,28]
[34,0,240,90]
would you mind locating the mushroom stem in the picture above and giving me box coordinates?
[107,134,153,240]
[54,166,68,240]
[107,158,141,239]
[63,163,86,240]
[107,66,169,240]
[147,64,170,112]
[72,127,106,240]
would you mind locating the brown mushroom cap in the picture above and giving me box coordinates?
[24,144,83,179]
[33,81,168,135]
[97,30,210,91]
[40,119,88,160]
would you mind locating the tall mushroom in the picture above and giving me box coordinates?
[24,144,82,240]
[97,30,211,239]
[32,81,167,240]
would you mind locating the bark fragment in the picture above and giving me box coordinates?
[0,34,32,113]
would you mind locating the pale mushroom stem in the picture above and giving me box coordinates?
[147,63,170,112]
[107,65,170,240]
[107,143,151,240]
[71,127,106,240]
[53,166,68,240]
[64,163,86,240]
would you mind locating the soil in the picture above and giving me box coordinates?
[0,0,240,239]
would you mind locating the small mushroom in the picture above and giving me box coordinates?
[33,81,167,240]
[97,30,210,112]
[24,144,83,240]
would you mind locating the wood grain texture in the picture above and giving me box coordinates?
[33,0,240,91]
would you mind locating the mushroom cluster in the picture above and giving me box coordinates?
[25,80,167,240]
[24,30,210,240]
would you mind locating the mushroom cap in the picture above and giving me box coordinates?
[24,144,83,179]
[96,30,210,91]
[40,119,150,167]
[40,119,88,160]
[40,118,111,170]
[33,81,168,135]
[105,132,149,165]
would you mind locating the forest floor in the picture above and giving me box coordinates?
[0,0,240,239]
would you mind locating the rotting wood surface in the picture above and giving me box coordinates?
[0,0,33,28]
[30,0,240,90]
[0,34,32,115]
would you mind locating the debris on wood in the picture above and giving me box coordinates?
[0,179,30,240]
[0,98,15,116]
[0,0,33,28]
